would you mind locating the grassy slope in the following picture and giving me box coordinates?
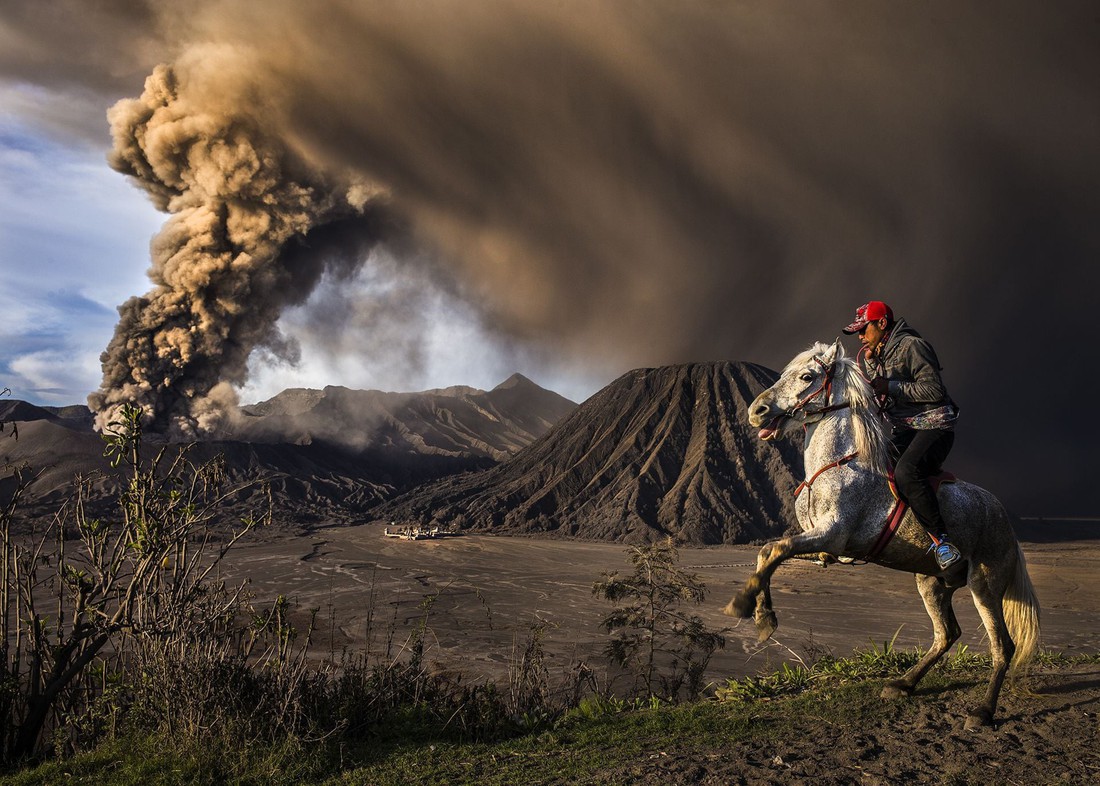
[11,651,1096,786]
[0,688,865,786]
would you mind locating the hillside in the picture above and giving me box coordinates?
[0,374,575,525]
[374,362,803,544]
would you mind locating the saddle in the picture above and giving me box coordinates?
[864,471,956,561]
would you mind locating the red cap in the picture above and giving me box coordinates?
[843,301,893,334]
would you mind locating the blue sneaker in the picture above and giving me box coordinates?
[934,540,962,570]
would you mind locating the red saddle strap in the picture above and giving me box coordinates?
[865,471,957,561]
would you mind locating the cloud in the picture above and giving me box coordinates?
[0,290,115,404]
[238,246,594,402]
[0,1,175,150]
[8,349,101,403]
[0,122,160,297]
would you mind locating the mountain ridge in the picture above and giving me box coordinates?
[231,374,576,460]
[3,365,806,544]
[0,374,576,526]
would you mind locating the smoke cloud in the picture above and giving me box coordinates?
[3,1,1098,512]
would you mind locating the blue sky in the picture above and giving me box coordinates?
[0,119,160,405]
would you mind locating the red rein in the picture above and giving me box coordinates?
[794,452,859,498]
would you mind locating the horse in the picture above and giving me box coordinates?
[724,339,1040,729]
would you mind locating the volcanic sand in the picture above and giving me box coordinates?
[227,526,1100,685]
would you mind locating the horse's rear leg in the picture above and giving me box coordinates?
[882,573,960,699]
[966,569,1016,729]
[752,583,778,641]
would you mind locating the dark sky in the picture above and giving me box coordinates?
[2,1,1097,515]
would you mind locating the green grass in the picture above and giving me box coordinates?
[713,632,992,703]
[320,701,759,786]
[3,647,1096,786]
[0,685,903,786]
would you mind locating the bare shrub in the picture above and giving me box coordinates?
[594,538,727,701]
[0,403,264,761]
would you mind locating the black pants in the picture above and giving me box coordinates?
[892,427,955,535]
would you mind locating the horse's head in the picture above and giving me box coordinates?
[748,339,844,441]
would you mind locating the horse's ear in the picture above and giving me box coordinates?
[822,338,843,365]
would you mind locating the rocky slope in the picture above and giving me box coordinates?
[373,362,803,544]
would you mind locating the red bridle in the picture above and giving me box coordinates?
[856,345,891,408]
[788,356,856,513]
[784,356,850,420]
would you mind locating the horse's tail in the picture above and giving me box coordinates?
[1003,541,1041,675]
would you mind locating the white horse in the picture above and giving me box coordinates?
[725,340,1040,729]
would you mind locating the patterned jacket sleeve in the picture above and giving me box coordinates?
[887,337,947,405]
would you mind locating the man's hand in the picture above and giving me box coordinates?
[870,376,890,397]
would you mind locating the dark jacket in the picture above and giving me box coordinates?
[858,318,957,425]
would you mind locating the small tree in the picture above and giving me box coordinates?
[593,538,725,701]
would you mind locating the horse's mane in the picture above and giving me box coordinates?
[802,342,893,476]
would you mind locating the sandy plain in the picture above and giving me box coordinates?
[225,525,1100,687]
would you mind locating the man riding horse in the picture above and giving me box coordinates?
[733,336,1038,729]
[843,300,962,570]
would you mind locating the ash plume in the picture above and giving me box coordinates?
[88,59,392,435]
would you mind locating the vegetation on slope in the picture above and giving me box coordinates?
[4,648,1097,786]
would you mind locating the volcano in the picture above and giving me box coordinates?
[3,364,804,542]
[373,362,802,544]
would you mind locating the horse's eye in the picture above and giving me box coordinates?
[799,373,814,382]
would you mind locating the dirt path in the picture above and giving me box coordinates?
[606,661,1100,785]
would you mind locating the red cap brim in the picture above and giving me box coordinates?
[842,319,866,334]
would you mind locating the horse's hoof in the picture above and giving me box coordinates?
[723,595,754,619]
[880,682,912,700]
[964,709,994,730]
[754,610,778,642]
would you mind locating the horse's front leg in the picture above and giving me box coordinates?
[723,537,791,640]
[723,527,844,642]
[728,537,791,617]
[752,576,779,642]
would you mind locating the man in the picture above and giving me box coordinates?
[843,301,962,570]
